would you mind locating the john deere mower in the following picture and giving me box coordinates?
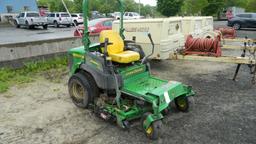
[68,0,195,140]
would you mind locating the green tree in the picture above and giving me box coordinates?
[37,0,158,17]
[202,0,225,16]
[98,0,118,14]
[37,0,49,6]
[245,0,256,12]
[37,0,74,12]
[225,0,248,8]
[157,0,184,16]
[72,0,83,12]
[124,0,137,12]
[90,0,101,11]
[140,5,152,16]
[182,0,208,15]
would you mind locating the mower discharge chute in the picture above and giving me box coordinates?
[67,0,195,140]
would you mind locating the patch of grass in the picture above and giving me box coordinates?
[0,81,9,93]
[0,56,67,93]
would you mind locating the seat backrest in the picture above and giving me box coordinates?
[99,30,124,55]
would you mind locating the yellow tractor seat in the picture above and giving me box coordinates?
[99,30,140,63]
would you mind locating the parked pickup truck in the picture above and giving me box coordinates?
[15,11,48,29]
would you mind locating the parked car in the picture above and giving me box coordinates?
[15,11,48,29]
[71,13,83,25]
[227,13,256,30]
[47,12,72,27]
[91,11,105,20]
[74,18,114,37]
[124,12,143,20]
[112,12,121,19]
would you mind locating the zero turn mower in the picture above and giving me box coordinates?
[68,0,195,140]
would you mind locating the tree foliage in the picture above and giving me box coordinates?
[157,0,184,16]
[202,0,225,16]
[37,0,73,12]
[225,0,248,8]
[246,0,256,12]
[37,0,158,17]
[72,0,83,13]
[37,0,48,6]
[37,0,255,18]
[157,0,255,17]
[182,0,208,15]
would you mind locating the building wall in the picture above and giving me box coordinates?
[0,0,38,14]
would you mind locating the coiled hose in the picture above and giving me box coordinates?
[217,27,236,39]
[184,35,221,57]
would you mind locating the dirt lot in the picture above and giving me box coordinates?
[0,59,255,144]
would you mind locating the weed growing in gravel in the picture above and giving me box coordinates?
[0,57,67,93]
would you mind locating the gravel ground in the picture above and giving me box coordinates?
[0,59,255,144]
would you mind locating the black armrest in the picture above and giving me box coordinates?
[124,40,135,45]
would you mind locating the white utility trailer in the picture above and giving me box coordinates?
[181,16,204,37]
[202,16,213,32]
[113,17,184,59]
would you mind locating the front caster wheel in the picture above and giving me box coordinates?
[175,96,189,112]
[141,113,162,140]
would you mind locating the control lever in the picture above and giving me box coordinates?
[142,33,155,64]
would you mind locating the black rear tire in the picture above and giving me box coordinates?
[80,71,99,102]
[68,71,99,108]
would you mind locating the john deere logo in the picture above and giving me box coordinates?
[125,68,144,77]
[73,53,84,59]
